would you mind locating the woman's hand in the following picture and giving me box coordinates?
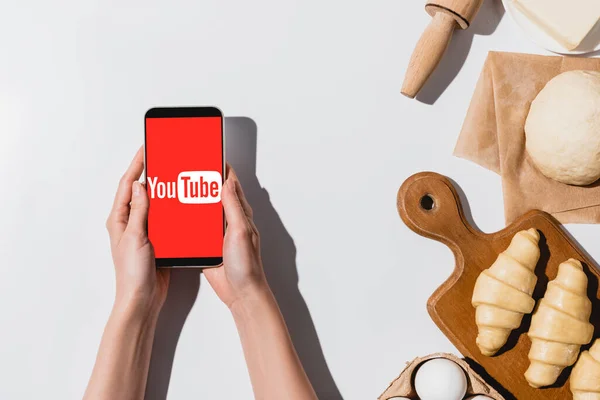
[105,147,170,316]
[203,167,268,309]
[84,147,170,400]
[204,167,318,400]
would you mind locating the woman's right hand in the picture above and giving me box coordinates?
[204,167,318,400]
[203,167,270,309]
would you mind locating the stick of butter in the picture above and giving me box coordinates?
[513,0,600,50]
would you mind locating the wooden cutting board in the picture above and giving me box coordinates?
[396,172,600,400]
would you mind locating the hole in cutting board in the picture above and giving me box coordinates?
[420,194,435,211]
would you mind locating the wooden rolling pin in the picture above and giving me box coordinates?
[402,0,484,99]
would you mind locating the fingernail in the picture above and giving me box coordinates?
[133,181,141,196]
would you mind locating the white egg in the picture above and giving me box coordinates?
[414,358,467,400]
[465,396,494,400]
[387,398,412,400]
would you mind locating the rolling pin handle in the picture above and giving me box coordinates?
[401,12,457,99]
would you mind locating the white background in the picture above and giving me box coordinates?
[1,1,599,399]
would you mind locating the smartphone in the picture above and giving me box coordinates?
[144,107,225,268]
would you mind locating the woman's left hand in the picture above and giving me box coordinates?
[105,147,170,316]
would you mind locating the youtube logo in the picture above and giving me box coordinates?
[147,171,222,204]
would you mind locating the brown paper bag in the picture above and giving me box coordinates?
[454,51,600,224]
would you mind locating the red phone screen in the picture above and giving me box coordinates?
[145,115,224,261]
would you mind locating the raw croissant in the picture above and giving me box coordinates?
[525,259,594,388]
[571,339,600,400]
[472,228,540,356]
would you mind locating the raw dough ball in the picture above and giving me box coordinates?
[414,358,467,400]
[465,396,494,400]
[525,70,600,186]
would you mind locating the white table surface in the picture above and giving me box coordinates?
[1,1,599,399]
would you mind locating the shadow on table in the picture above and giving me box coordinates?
[415,0,505,105]
[145,116,343,400]
[447,176,481,233]
[145,270,201,400]
[225,116,343,400]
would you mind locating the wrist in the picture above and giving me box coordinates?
[230,282,277,323]
[112,293,163,324]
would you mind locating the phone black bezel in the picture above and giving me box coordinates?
[144,106,225,268]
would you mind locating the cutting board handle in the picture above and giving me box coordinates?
[397,172,475,250]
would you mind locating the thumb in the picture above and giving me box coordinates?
[126,181,149,235]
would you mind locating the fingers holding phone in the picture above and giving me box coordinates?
[142,107,267,308]
[204,168,268,309]
[107,147,170,316]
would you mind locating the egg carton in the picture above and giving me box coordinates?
[378,353,505,400]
